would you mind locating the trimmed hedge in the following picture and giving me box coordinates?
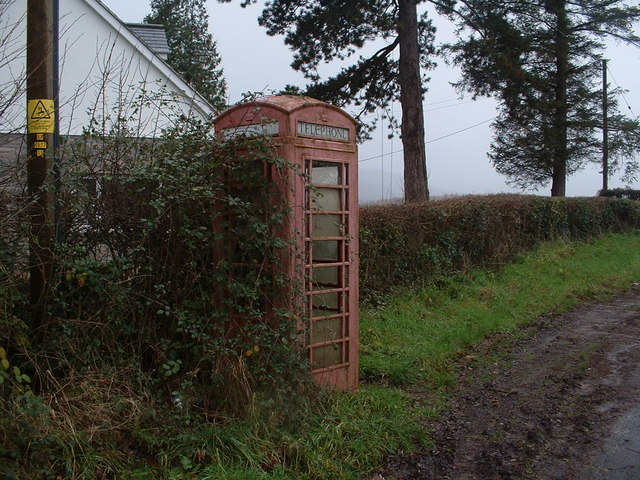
[359,194,640,300]
[599,188,640,200]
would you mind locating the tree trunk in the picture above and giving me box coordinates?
[398,0,429,203]
[549,0,569,197]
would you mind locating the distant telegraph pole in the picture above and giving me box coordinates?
[27,0,56,333]
[602,59,609,192]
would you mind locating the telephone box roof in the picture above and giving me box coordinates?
[216,95,355,122]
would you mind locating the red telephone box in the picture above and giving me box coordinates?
[214,96,359,391]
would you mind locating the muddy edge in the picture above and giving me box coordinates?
[376,288,640,480]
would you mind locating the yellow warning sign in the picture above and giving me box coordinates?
[27,99,55,134]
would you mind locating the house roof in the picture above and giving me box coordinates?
[87,0,216,117]
[126,23,170,59]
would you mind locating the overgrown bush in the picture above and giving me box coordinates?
[360,194,640,300]
[599,187,640,200]
[0,117,315,478]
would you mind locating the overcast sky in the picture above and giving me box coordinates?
[101,0,640,201]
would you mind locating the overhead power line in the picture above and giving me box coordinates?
[356,97,474,122]
[427,97,465,106]
[425,99,475,112]
[425,117,494,143]
[606,66,637,119]
[358,117,495,163]
[359,150,403,163]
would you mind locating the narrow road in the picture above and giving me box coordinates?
[583,403,640,479]
[377,288,640,479]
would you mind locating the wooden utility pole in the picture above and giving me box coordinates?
[602,59,609,192]
[27,0,56,333]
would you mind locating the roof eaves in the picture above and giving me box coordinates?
[83,0,216,117]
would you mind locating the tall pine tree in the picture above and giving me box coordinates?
[444,0,640,195]
[146,0,227,112]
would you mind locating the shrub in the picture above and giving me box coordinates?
[0,116,313,477]
[599,188,640,200]
[359,194,640,300]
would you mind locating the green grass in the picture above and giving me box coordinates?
[137,232,640,480]
[9,232,640,479]
[360,231,640,387]
[120,385,426,480]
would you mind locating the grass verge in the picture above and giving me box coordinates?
[360,231,640,387]
[117,385,428,480]
[137,231,640,479]
[7,232,640,479]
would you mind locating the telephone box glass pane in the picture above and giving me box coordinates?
[312,308,331,318]
[312,343,342,368]
[313,266,339,287]
[313,214,342,237]
[312,188,341,211]
[312,161,341,185]
[313,291,339,310]
[312,240,339,262]
[311,317,342,343]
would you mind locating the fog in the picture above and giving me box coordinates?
[102,0,640,201]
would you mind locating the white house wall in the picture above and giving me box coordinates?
[1,0,214,138]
